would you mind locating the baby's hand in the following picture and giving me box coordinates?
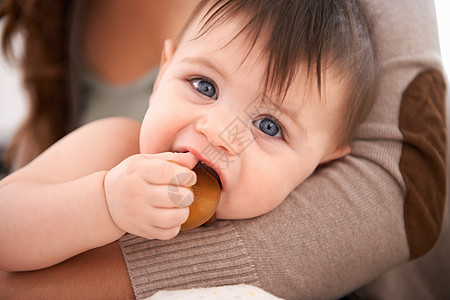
[104,152,198,240]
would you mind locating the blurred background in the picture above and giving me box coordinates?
[435,0,450,74]
[0,0,449,178]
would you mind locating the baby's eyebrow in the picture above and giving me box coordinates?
[262,95,304,131]
[280,106,305,134]
[180,57,228,79]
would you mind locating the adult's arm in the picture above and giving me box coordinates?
[0,241,134,299]
[119,0,447,298]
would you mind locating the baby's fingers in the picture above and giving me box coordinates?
[148,227,181,241]
[149,185,194,208]
[151,207,190,229]
[134,225,181,241]
[134,207,190,240]
[151,152,198,170]
[140,157,197,187]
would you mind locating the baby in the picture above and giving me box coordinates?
[0,0,378,271]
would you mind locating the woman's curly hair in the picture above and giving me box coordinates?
[1,0,78,169]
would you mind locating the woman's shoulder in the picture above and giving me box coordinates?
[81,117,141,136]
[1,117,142,185]
[44,117,141,174]
[76,117,142,159]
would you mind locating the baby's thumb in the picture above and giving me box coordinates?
[154,152,199,170]
[173,152,199,170]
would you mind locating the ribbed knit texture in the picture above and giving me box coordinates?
[118,0,447,298]
[120,222,260,299]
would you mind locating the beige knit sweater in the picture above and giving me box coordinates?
[119,0,448,299]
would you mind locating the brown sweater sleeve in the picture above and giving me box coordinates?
[120,0,447,299]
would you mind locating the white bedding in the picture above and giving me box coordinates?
[148,284,283,299]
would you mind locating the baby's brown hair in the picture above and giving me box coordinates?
[185,0,379,147]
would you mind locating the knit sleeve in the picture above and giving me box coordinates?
[120,0,447,299]
[120,222,260,299]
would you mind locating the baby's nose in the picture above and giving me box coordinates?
[195,112,253,156]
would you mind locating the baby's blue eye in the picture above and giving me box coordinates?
[192,79,217,100]
[253,118,280,137]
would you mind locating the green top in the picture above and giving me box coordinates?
[76,62,158,125]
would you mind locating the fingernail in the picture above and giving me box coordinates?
[186,171,197,186]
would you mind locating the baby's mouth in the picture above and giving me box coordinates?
[195,161,222,189]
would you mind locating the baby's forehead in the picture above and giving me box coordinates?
[179,2,349,109]
[269,67,348,122]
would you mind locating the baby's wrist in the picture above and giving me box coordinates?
[99,171,126,237]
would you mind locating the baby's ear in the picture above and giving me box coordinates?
[153,39,177,92]
[321,144,351,164]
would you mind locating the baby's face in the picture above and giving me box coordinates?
[140,11,349,219]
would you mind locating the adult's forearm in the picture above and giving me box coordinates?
[0,241,134,299]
